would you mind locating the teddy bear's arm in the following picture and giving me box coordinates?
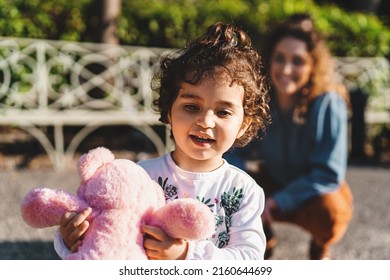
[149,198,215,241]
[21,188,89,228]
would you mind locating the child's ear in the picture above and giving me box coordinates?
[236,118,251,139]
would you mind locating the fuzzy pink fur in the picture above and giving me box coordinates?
[21,147,215,260]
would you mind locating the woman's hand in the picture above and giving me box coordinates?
[142,225,188,260]
[262,197,278,224]
[60,207,92,252]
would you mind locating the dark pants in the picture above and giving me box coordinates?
[249,165,354,252]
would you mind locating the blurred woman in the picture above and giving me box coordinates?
[249,13,353,259]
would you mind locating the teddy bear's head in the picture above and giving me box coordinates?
[76,147,164,211]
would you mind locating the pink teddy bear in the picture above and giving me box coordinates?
[21,147,215,260]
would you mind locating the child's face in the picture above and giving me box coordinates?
[168,77,249,172]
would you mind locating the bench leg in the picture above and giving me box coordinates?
[54,124,65,169]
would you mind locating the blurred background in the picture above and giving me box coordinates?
[0,0,389,259]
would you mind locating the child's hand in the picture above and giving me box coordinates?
[142,225,188,260]
[60,207,92,252]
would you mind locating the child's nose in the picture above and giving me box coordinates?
[196,110,215,129]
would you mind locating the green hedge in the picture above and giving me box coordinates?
[119,0,390,57]
[0,0,389,57]
[0,0,91,41]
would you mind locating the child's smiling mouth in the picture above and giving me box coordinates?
[190,135,215,145]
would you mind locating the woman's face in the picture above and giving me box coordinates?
[270,36,313,97]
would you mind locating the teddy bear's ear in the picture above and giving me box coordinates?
[78,147,115,182]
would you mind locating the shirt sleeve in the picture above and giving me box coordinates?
[274,94,348,212]
[186,185,266,260]
[53,228,71,259]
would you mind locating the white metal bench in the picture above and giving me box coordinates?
[334,57,390,124]
[0,38,388,168]
[0,38,173,168]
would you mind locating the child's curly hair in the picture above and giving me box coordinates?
[152,22,270,147]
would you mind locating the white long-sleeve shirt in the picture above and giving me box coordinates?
[54,152,266,260]
[138,153,266,260]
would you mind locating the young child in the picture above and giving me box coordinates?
[55,22,271,260]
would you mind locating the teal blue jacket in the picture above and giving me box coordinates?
[252,92,348,212]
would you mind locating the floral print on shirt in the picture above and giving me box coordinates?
[157,176,244,249]
[215,187,244,248]
[158,176,178,200]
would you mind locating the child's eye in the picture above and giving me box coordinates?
[217,109,232,117]
[184,104,199,112]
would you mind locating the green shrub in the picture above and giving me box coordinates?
[0,0,389,57]
[119,0,390,57]
[0,0,92,41]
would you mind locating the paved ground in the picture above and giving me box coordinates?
[0,159,389,260]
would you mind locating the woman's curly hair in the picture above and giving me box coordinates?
[262,13,348,124]
[152,22,271,147]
